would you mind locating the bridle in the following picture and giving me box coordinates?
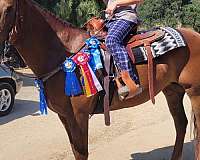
[8,0,20,44]
[2,0,63,82]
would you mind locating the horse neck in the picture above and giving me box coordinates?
[32,1,89,53]
[14,0,67,77]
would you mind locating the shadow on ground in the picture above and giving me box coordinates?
[21,77,35,87]
[131,142,194,160]
[0,99,39,125]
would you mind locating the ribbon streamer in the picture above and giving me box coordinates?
[73,52,98,97]
[88,65,103,92]
[85,37,103,71]
[63,58,82,96]
[34,79,48,115]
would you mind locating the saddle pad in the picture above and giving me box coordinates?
[131,27,186,64]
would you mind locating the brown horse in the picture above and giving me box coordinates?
[0,0,200,159]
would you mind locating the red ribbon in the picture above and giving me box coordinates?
[73,52,97,96]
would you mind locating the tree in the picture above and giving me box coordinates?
[138,0,182,29]
[35,0,200,32]
[34,0,59,12]
[182,0,192,5]
[181,0,200,32]
[54,0,73,22]
[54,0,105,26]
[77,0,104,26]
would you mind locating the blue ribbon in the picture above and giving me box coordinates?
[83,49,96,72]
[63,58,82,96]
[85,37,103,71]
[34,79,48,115]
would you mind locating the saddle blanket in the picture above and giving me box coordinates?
[131,27,186,64]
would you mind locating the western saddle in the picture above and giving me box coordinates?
[84,17,165,125]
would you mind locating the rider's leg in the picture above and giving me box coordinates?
[105,19,141,99]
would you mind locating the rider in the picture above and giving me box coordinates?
[105,0,143,100]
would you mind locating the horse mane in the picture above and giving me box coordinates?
[27,0,88,53]
[30,0,77,30]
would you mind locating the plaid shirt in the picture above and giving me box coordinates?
[105,19,137,80]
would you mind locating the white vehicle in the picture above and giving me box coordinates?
[0,64,23,116]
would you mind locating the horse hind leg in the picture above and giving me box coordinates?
[163,83,188,160]
[187,86,200,160]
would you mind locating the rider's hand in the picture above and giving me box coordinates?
[105,2,117,15]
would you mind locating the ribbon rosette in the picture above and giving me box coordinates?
[63,58,82,96]
[85,37,103,71]
[73,52,103,97]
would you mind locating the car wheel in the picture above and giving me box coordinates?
[0,83,15,116]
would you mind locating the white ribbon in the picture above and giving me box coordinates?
[88,65,103,92]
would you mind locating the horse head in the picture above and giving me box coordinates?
[0,0,17,43]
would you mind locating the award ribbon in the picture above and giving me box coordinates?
[85,37,103,71]
[88,65,103,92]
[34,79,48,115]
[73,52,97,97]
[63,58,82,96]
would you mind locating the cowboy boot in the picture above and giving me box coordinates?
[115,76,128,100]
[118,71,142,100]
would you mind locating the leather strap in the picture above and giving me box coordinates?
[100,43,107,51]
[144,41,155,104]
[127,45,136,64]
[126,30,165,104]
[103,51,111,126]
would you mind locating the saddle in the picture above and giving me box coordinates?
[84,17,165,125]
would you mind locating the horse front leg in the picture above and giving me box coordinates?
[58,111,89,160]
[163,83,188,160]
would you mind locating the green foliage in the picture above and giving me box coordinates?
[181,0,200,32]
[138,0,200,32]
[34,0,59,12]
[76,0,103,26]
[54,0,72,21]
[36,0,200,32]
[138,0,182,29]
[52,0,105,26]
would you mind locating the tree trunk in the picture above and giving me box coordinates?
[69,0,80,26]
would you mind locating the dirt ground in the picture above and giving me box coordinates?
[0,71,195,160]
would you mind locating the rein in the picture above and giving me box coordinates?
[2,40,63,81]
